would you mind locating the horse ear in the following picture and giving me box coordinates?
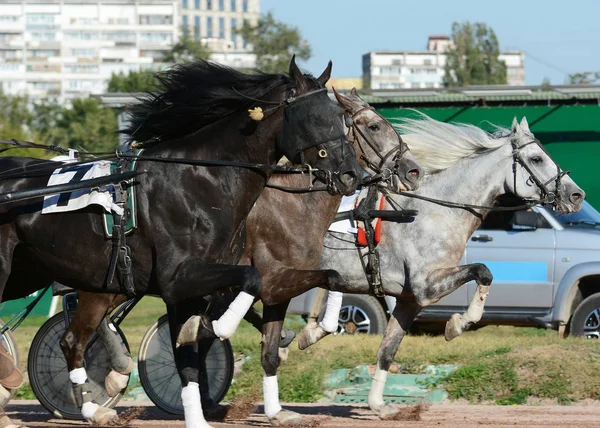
[350,87,358,96]
[316,61,333,86]
[520,117,530,134]
[333,87,355,113]
[288,55,306,87]
[511,117,519,134]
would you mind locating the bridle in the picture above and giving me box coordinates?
[511,138,569,206]
[345,106,407,180]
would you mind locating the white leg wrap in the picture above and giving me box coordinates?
[69,368,99,419]
[69,367,88,384]
[182,382,211,428]
[319,291,343,333]
[463,285,490,324]
[263,375,282,419]
[367,366,387,411]
[212,292,255,340]
[81,402,100,419]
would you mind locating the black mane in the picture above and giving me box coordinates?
[124,60,291,143]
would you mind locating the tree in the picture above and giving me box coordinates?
[568,72,600,85]
[443,22,507,87]
[164,27,211,63]
[236,12,311,73]
[107,70,158,93]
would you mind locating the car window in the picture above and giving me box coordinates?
[479,210,551,231]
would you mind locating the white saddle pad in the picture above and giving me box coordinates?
[42,160,123,215]
[328,189,361,234]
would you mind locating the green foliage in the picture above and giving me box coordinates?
[477,346,511,358]
[107,70,159,93]
[236,12,311,73]
[445,358,518,402]
[495,388,532,405]
[164,27,211,63]
[568,71,600,85]
[444,21,508,87]
[14,383,36,400]
[0,93,118,157]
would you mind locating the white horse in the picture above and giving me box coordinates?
[297,116,584,419]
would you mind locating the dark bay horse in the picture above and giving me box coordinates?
[0,58,362,427]
[176,89,423,425]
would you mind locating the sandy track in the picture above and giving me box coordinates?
[6,400,600,428]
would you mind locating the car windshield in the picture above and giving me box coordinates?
[548,201,600,228]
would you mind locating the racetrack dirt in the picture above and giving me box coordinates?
[6,400,600,428]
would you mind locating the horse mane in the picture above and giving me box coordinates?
[123,60,291,143]
[393,112,510,174]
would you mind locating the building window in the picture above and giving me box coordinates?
[230,0,236,11]
[219,0,224,11]
[206,0,212,10]
[182,15,189,28]
[194,16,200,40]
[230,18,237,46]
[195,0,200,8]
[206,17,213,37]
[182,0,188,9]
[242,0,248,12]
[423,59,432,66]
[218,17,225,38]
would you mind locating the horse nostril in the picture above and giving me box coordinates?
[570,192,583,203]
[407,168,421,182]
[341,171,357,186]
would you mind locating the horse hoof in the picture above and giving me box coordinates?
[445,313,463,341]
[204,403,231,420]
[376,403,401,420]
[88,407,118,425]
[105,370,129,397]
[279,329,296,348]
[270,410,306,426]
[297,321,327,350]
[177,315,201,346]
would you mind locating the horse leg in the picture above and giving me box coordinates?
[165,262,262,345]
[260,303,305,426]
[96,311,135,397]
[416,263,493,341]
[60,292,118,424]
[368,298,422,419]
[166,301,213,428]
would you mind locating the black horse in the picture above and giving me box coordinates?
[0,58,362,426]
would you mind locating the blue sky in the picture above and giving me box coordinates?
[260,0,600,85]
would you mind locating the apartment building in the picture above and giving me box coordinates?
[363,36,525,90]
[0,0,179,102]
[180,0,259,69]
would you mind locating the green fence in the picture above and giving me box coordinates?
[377,105,600,209]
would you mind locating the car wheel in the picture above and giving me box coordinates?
[328,295,387,336]
[570,293,600,339]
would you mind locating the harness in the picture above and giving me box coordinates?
[345,106,407,180]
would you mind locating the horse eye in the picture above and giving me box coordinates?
[531,156,543,164]
[368,122,381,132]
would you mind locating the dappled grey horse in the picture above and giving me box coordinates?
[298,116,584,419]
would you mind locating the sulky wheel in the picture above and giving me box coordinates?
[27,312,129,419]
[138,314,234,415]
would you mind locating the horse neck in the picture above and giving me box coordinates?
[410,144,512,230]
[145,110,281,167]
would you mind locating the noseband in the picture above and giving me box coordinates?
[511,138,570,206]
[345,106,406,179]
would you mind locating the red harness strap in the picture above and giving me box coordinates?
[356,195,385,247]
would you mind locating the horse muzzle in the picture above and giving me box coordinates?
[391,157,423,192]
